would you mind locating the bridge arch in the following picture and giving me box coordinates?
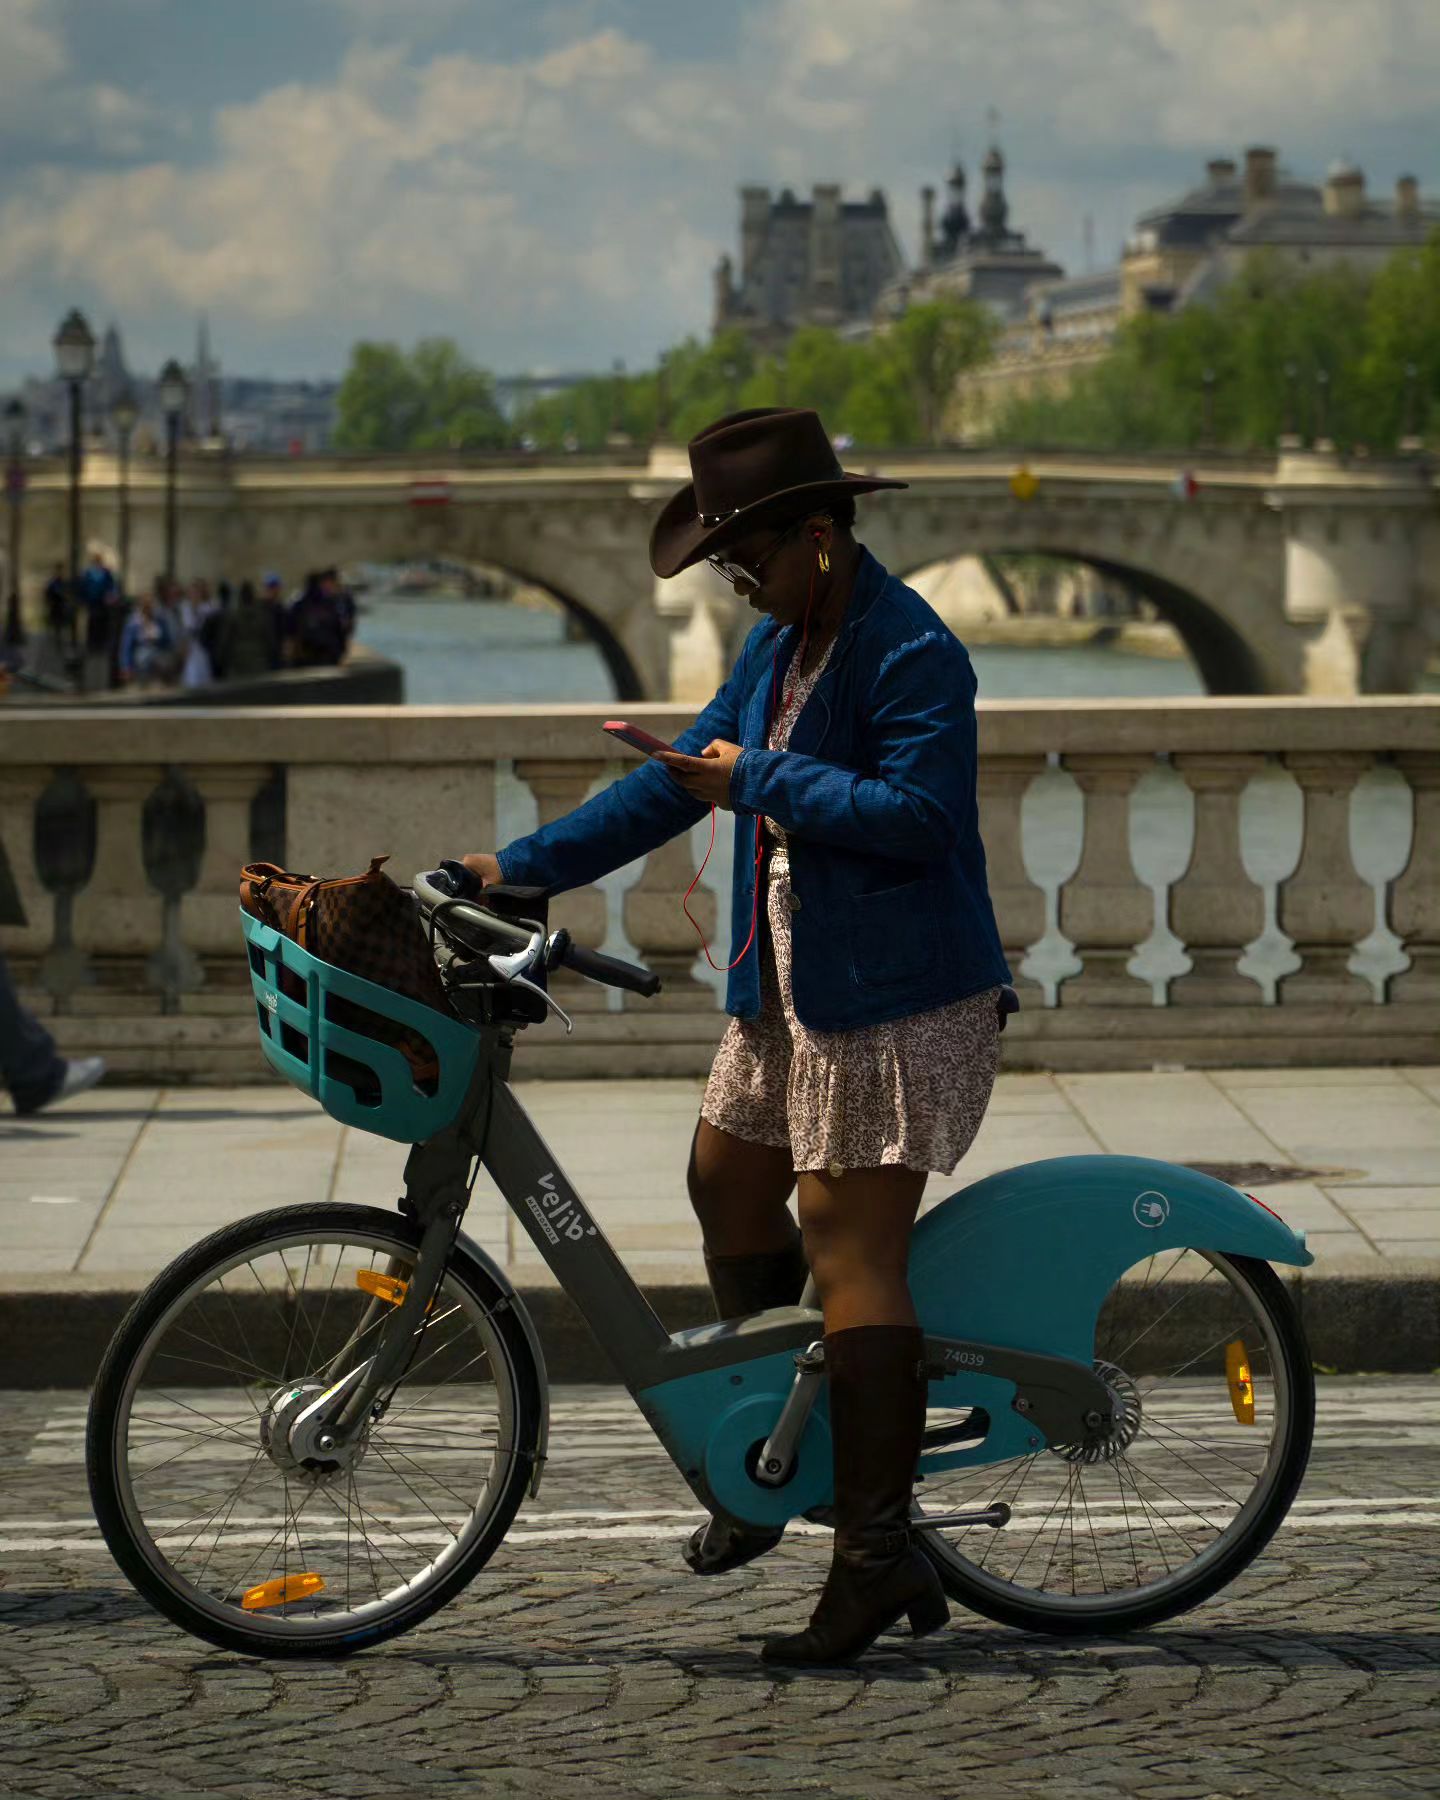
[897,545,1269,694]
[861,496,1294,695]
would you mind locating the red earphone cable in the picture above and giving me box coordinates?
[681,553,820,971]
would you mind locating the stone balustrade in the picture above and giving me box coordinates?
[0,699,1436,1079]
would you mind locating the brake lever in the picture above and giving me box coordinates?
[488,936,575,1035]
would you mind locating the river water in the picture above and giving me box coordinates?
[355,593,1206,704]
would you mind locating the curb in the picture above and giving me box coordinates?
[3,1270,1438,1388]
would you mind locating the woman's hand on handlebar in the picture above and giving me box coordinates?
[460,853,502,889]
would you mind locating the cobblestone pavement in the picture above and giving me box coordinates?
[1,1380,1436,1800]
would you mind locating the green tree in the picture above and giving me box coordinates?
[513,296,997,452]
[885,299,998,444]
[334,337,510,451]
[985,239,1440,454]
[1358,229,1440,444]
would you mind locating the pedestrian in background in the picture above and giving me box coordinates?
[117,586,176,688]
[0,947,106,1116]
[0,663,108,1114]
[43,563,72,654]
[216,579,283,680]
[288,570,347,667]
[178,578,218,688]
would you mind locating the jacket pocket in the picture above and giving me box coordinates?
[848,878,941,989]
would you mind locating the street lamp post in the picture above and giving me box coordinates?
[157,359,188,590]
[110,383,138,600]
[1314,367,1334,452]
[3,398,25,649]
[52,309,95,615]
[1399,360,1423,454]
[1280,360,1301,448]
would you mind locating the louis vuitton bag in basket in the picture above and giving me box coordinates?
[239,854,457,1091]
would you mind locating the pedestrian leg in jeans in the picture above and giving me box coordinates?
[0,949,104,1115]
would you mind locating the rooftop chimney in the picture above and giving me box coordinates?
[1396,173,1420,224]
[1206,157,1237,186]
[1323,161,1365,219]
[1243,146,1277,207]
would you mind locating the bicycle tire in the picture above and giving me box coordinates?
[87,1202,544,1658]
[916,1253,1315,1635]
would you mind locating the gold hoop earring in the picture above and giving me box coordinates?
[818,548,830,574]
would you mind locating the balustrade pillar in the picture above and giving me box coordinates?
[0,769,55,958]
[1391,752,1440,1006]
[977,754,1046,998]
[1059,755,1155,1006]
[1278,752,1374,1005]
[622,832,716,1011]
[182,764,275,967]
[71,764,166,985]
[1169,755,1266,1005]
[512,759,610,1010]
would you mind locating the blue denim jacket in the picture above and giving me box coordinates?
[496,548,1012,1030]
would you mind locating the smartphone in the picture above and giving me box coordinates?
[603,721,675,757]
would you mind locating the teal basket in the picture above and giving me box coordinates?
[241,906,481,1145]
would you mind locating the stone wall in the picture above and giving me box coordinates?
[1,700,1435,1081]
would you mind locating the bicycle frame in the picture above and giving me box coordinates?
[311,1020,1314,1531]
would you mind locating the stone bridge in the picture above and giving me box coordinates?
[10,444,1437,700]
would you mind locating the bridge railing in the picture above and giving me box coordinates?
[0,700,1435,1078]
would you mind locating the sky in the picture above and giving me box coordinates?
[1,0,1437,384]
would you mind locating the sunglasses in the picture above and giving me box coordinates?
[705,518,807,590]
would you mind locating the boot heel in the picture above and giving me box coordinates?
[906,1586,950,1638]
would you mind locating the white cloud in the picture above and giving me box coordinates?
[0,0,1435,375]
[0,0,65,108]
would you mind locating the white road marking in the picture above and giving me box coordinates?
[0,1503,1434,1554]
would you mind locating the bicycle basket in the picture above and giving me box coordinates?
[241,907,480,1143]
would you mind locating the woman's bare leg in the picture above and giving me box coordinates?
[687,1116,798,1258]
[795,1166,927,1332]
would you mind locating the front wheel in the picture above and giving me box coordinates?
[87,1203,544,1657]
[915,1251,1314,1635]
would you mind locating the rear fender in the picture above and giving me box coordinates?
[909,1154,1310,1476]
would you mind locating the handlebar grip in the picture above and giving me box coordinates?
[437,858,484,901]
[560,940,662,998]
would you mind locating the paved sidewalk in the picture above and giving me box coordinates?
[3,1066,1438,1376]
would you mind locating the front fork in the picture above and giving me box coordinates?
[294,1127,482,1455]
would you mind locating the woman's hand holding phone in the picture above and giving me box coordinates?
[655,738,742,809]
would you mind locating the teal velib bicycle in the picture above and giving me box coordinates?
[87,864,1316,1658]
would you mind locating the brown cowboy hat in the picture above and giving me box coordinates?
[648,408,907,579]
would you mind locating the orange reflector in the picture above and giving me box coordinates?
[241,1571,325,1611]
[1225,1340,1255,1425]
[356,1268,407,1305]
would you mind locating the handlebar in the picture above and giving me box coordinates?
[414,867,662,999]
[550,931,662,998]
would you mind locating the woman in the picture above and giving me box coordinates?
[463,408,1013,1666]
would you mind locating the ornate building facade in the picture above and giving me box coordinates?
[877,142,1063,324]
[964,145,1439,434]
[712,184,905,350]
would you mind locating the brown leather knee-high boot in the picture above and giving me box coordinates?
[684,1227,810,1577]
[760,1324,947,1664]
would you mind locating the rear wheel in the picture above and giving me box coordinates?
[915,1251,1314,1634]
[88,1203,543,1657]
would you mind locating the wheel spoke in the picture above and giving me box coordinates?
[914,1250,1304,1620]
[99,1219,527,1646]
